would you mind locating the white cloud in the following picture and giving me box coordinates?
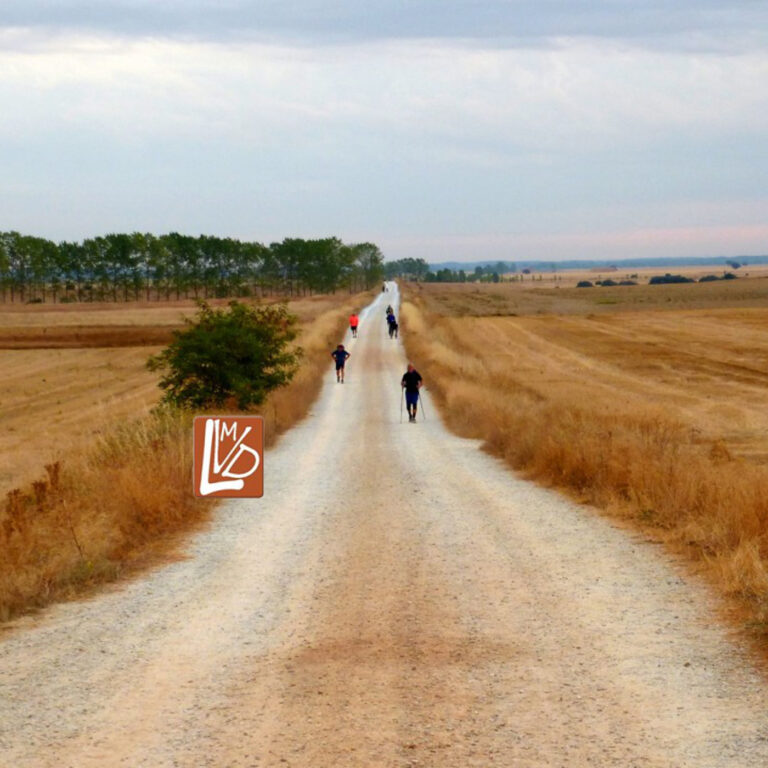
[0,30,766,258]
[2,34,766,146]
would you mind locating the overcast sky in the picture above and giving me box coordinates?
[1,1,767,262]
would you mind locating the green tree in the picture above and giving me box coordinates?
[351,242,384,290]
[0,234,9,301]
[147,301,301,409]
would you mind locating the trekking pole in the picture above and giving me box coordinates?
[419,389,427,421]
[400,386,404,423]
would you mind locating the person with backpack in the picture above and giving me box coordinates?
[349,312,359,338]
[331,344,350,383]
[386,310,396,338]
[401,363,422,422]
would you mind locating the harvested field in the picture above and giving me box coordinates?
[401,278,768,636]
[419,268,768,316]
[0,294,364,494]
[0,291,371,620]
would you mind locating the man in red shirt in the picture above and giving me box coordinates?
[349,312,359,338]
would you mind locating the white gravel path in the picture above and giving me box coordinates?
[1,283,767,767]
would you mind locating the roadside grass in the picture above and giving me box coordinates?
[0,292,370,622]
[400,288,768,635]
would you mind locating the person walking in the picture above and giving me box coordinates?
[349,312,359,338]
[386,310,396,338]
[331,344,350,383]
[401,363,423,422]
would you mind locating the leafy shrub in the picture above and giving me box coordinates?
[600,279,618,287]
[618,280,637,286]
[147,301,302,409]
[649,273,694,285]
[576,281,593,288]
[699,273,738,283]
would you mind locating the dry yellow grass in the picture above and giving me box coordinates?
[415,269,768,317]
[0,291,371,620]
[401,281,768,636]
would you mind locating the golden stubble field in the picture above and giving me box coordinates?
[0,292,370,620]
[0,295,361,495]
[402,274,768,637]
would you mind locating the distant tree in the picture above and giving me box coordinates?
[147,301,301,409]
[648,273,694,285]
[351,242,384,290]
[384,257,429,281]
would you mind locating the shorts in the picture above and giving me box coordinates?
[335,362,346,370]
[350,325,358,331]
[405,391,419,406]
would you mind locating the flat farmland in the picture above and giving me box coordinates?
[406,277,768,461]
[451,308,768,462]
[421,265,768,315]
[402,277,768,627]
[0,295,357,494]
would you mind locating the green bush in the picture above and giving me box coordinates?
[147,300,301,409]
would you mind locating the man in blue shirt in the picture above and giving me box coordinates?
[331,344,350,383]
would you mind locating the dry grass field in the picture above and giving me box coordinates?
[421,264,768,316]
[0,292,370,620]
[401,275,768,636]
[0,295,362,493]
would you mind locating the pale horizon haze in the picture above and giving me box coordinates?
[1,1,767,263]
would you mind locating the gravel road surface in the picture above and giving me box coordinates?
[1,284,768,767]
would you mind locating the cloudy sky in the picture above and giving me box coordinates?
[1,1,767,262]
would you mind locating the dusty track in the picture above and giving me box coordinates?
[1,285,768,767]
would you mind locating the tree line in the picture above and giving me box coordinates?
[384,258,519,283]
[0,231,384,303]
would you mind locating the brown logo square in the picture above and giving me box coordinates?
[193,416,264,498]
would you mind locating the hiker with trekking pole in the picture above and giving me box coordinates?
[401,363,423,422]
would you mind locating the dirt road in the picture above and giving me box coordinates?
[2,285,768,767]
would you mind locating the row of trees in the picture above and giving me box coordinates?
[0,231,385,303]
[384,258,524,284]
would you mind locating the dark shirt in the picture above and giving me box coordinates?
[401,370,422,393]
[332,349,349,365]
